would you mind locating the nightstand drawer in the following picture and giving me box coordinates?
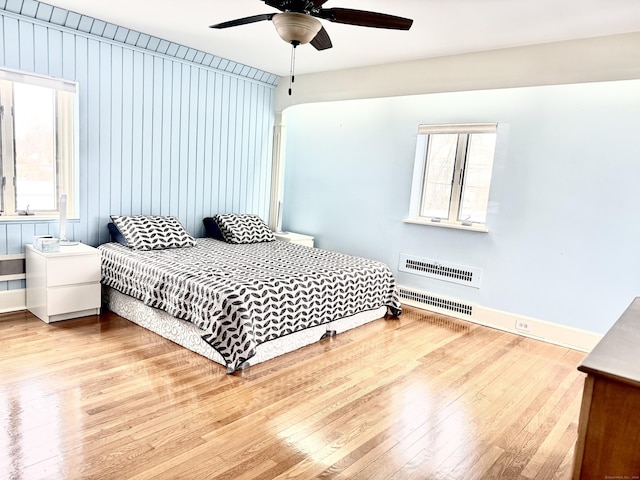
[47,255,101,287]
[47,283,101,316]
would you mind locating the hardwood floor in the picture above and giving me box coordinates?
[0,305,586,479]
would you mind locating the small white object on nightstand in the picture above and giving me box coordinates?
[274,231,314,248]
[26,243,101,323]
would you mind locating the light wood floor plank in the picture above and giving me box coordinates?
[0,306,586,479]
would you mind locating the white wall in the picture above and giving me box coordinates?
[279,33,640,335]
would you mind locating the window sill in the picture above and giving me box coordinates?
[0,215,79,223]
[403,218,489,233]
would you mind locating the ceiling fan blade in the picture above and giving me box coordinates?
[209,13,275,29]
[317,8,413,30]
[310,26,332,50]
[312,0,331,6]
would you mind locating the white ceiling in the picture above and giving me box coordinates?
[42,0,640,76]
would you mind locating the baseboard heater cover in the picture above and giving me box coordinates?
[398,286,474,317]
[0,254,26,282]
[399,253,482,288]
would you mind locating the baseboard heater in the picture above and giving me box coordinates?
[398,286,474,317]
[399,253,482,288]
[0,254,26,282]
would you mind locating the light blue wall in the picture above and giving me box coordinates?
[282,80,640,334]
[0,2,277,292]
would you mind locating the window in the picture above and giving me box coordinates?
[407,123,497,231]
[0,68,77,218]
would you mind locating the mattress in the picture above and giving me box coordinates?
[98,239,401,372]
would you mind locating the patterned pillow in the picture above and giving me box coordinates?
[110,215,196,250]
[213,214,275,244]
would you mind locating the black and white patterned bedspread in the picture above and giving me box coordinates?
[98,239,402,371]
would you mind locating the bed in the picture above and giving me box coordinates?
[99,214,402,373]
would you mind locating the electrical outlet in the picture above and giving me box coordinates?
[515,320,531,332]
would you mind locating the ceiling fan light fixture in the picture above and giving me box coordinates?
[272,12,322,45]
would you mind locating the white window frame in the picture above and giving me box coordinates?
[0,68,78,220]
[406,123,497,232]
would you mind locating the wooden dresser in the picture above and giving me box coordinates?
[572,297,640,479]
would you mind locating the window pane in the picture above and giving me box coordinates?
[458,133,496,223]
[13,83,57,211]
[419,134,458,219]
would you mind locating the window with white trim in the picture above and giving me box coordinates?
[0,68,77,218]
[407,123,497,230]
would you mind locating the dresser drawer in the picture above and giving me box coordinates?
[47,283,101,316]
[47,254,101,287]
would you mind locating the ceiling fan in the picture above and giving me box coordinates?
[209,1,413,93]
[209,1,413,50]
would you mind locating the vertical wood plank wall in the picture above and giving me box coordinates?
[0,2,278,293]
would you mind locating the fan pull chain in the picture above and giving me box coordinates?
[288,41,299,96]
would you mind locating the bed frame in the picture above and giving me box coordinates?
[103,286,388,373]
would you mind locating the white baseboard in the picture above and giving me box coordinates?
[0,288,26,314]
[399,287,601,352]
[472,305,601,352]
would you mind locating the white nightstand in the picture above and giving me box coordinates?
[274,231,315,248]
[26,243,101,323]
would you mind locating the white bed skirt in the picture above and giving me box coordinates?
[103,286,387,371]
